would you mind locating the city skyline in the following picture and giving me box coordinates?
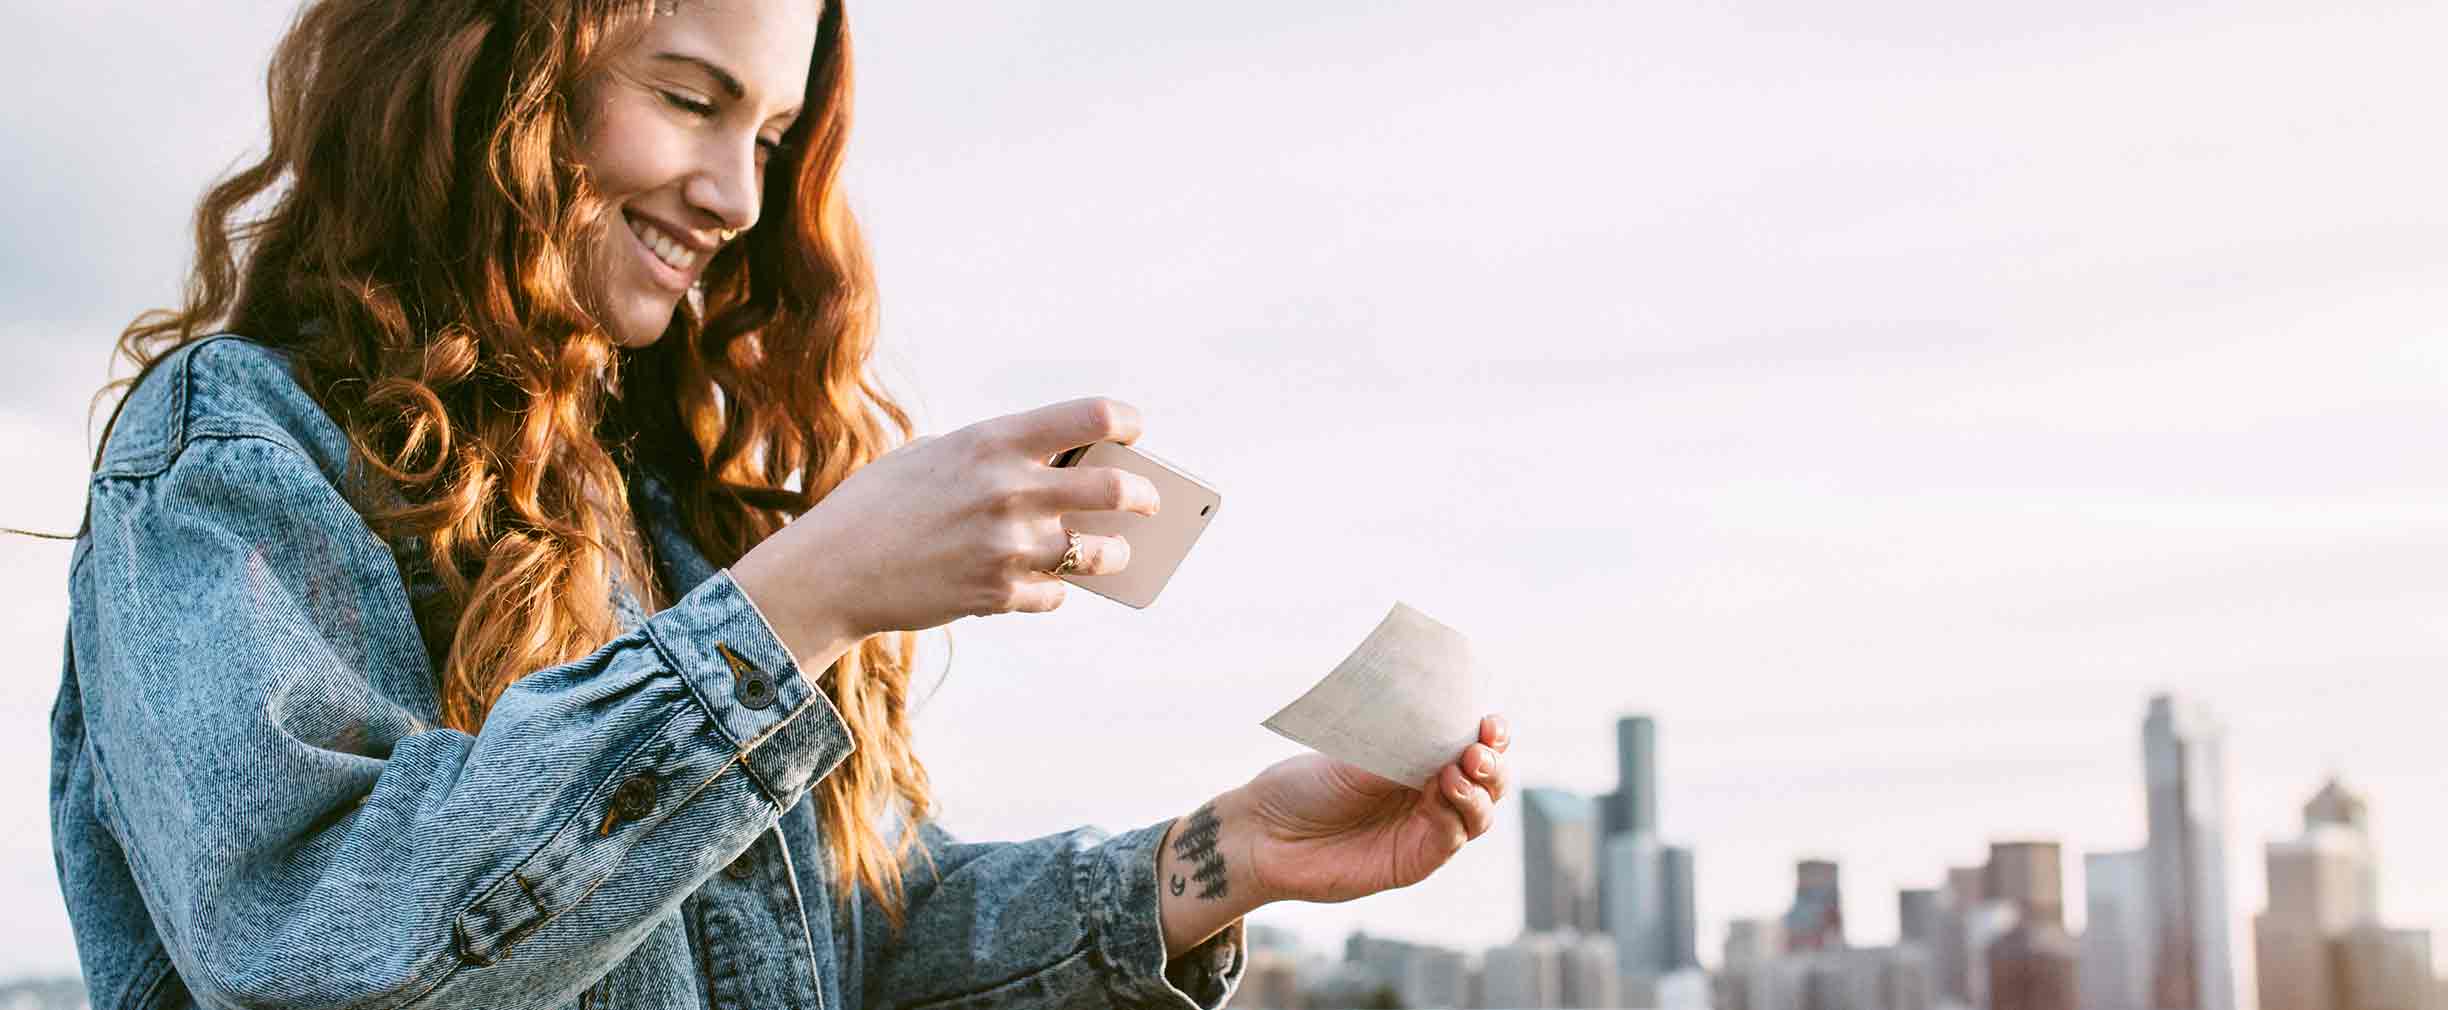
[1228,698,2437,1010]
[1236,694,2439,1001]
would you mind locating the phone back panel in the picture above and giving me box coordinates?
[1059,442,1221,608]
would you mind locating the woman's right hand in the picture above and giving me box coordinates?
[728,397,1162,668]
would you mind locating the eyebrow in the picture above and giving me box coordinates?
[651,51,803,122]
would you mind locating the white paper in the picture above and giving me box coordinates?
[1262,602,1496,788]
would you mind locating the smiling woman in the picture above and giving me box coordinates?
[48,0,1512,1007]
[577,3,812,345]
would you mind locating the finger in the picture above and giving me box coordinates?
[1415,767,1471,854]
[1034,465,1161,517]
[990,397,1143,458]
[1005,577,1068,614]
[1035,529,1131,577]
[1463,744,1508,806]
[1440,764,1496,841]
[1481,714,1509,753]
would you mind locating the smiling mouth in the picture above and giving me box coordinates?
[624,211,701,286]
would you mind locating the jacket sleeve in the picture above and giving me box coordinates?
[72,431,854,1010]
[848,816,1247,1010]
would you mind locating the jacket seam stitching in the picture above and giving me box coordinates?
[94,332,261,480]
[450,698,693,962]
[88,429,319,486]
[115,947,172,1010]
[888,940,1095,1010]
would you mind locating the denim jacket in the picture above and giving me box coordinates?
[48,335,1246,1010]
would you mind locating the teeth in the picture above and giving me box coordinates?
[627,216,698,271]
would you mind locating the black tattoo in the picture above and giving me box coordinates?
[1170,874,1187,897]
[1170,803,1228,900]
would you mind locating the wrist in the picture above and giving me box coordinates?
[727,549,861,674]
[1155,786,1271,957]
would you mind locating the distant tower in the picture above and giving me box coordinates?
[2143,694,2238,1010]
[2083,849,2152,1010]
[1662,845,1698,969]
[1604,716,1658,838]
[1987,841,2079,1010]
[2254,777,2384,1010]
[1596,714,1699,987]
[1898,889,1941,951]
[1523,788,1601,934]
[1784,860,1846,952]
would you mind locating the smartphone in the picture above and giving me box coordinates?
[1049,441,1222,608]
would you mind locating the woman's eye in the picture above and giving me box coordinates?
[658,90,715,117]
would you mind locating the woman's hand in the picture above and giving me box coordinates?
[1240,715,1513,905]
[1147,715,1512,956]
[730,398,1160,667]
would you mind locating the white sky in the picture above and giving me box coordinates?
[3,1,2443,999]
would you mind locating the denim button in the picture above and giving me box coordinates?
[724,854,755,880]
[611,774,656,821]
[739,675,776,710]
[718,640,775,710]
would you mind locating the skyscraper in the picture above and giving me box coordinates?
[1898,889,1940,952]
[1986,841,2079,1010]
[1936,865,1988,1006]
[1605,716,1658,838]
[1605,833,1669,975]
[1524,788,1601,934]
[1595,713,1701,989]
[1784,860,1846,952]
[2254,777,2417,1010]
[2083,849,2152,1010]
[1597,715,1659,934]
[1663,845,1699,969]
[2144,693,2237,1010]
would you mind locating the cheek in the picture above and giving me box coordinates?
[576,101,674,198]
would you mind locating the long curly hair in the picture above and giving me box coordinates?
[87,0,935,928]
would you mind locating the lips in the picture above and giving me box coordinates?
[621,210,710,291]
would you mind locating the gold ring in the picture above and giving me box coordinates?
[1048,529,1085,577]
[716,227,739,243]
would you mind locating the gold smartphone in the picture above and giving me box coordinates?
[1049,441,1223,608]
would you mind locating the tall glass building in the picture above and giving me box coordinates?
[2143,694,2237,1010]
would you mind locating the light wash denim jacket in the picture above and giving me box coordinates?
[49,335,1246,1010]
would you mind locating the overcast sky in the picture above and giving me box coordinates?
[3,0,2444,999]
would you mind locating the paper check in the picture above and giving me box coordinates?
[1261,602,1497,788]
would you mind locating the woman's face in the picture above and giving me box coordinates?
[575,1,819,348]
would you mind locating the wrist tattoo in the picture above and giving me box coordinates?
[1170,802,1229,901]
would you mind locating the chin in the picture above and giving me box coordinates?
[612,299,680,348]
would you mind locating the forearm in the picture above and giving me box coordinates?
[1155,786,1270,957]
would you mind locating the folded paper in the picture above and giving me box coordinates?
[1262,602,1496,788]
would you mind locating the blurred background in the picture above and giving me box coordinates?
[2,2,2443,1008]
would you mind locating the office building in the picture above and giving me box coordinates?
[1524,788,1601,934]
[1482,934,1565,1010]
[1899,889,1941,951]
[1785,860,1846,952]
[2085,849,2152,1010]
[2144,694,2238,1010]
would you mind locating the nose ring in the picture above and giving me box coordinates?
[716,227,739,244]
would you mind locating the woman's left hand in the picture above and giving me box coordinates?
[1239,715,1512,905]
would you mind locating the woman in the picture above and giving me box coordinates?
[47,1,1514,1007]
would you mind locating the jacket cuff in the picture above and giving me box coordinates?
[1078,820,1248,1010]
[643,569,856,807]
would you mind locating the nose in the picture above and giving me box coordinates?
[681,130,763,237]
